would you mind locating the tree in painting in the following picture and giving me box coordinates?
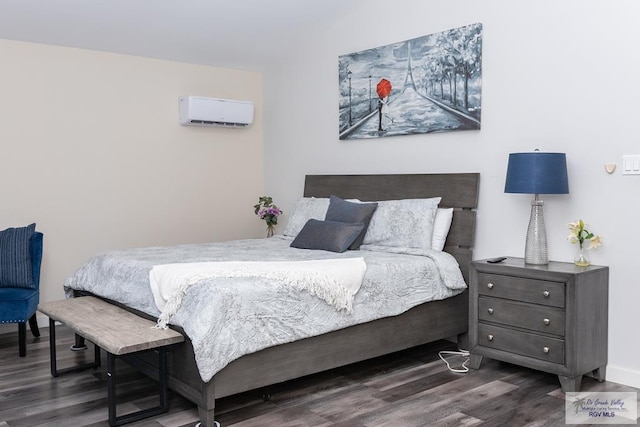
[421,24,482,112]
[338,23,482,140]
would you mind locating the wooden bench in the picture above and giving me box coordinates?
[38,296,184,426]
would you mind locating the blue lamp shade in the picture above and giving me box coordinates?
[505,152,569,195]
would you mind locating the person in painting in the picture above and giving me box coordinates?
[377,78,392,131]
[378,96,395,131]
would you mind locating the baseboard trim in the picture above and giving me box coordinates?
[605,364,640,389]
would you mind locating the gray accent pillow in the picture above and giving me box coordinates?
[0,223,36,289]
[290,219,365,253]
[324,195,378,250]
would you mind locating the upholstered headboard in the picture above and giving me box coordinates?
[303,173,480,283]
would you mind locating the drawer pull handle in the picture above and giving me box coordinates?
[487,283,494,289]
[543,290,550,298]
[543,318,550,325]
[487,308,494,315]
[487,334,494,342]
[543,346,550,354]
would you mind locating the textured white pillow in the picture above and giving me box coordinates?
[282,197,330,237]
[432,208,453,251]
[362,197,441,250]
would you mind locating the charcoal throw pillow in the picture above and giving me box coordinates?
[324,195,378,250]
[290,219,365,253]
[0,223,36,289]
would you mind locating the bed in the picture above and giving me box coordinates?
[65,173,479,427]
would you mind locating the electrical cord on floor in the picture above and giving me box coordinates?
[438,349,471,373]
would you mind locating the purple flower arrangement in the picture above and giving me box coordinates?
[253,196,282,228]
[258,206,283,226]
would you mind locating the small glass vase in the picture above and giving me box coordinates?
[574,245,590,267]
[266,224,274,238]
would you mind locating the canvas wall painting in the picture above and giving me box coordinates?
[339,23,482,140]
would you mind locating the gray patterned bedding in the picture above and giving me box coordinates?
[64,236,466,382]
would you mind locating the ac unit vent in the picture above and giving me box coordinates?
[179,96,254,128]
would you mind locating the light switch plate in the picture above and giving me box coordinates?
[622,155,640,175]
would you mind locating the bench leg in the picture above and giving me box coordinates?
[107,349,169,427]
[71,334,88,351]
[49,318,101,377]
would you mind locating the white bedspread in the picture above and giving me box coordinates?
[64,236,466,382]
[149,257,367,328]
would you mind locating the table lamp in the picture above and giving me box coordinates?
[505,151,569,265]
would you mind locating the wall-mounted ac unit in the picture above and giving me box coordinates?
[179,96,254,128]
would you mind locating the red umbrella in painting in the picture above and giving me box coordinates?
[376,78,392,99]
[377,78,392,131]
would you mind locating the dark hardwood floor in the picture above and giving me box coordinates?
[1,325,638,426]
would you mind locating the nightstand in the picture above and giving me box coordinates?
[468,257,608,392]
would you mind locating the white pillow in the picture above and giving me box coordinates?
[283,197,330,237]
[362,197,441,250]
[432,208,453,251]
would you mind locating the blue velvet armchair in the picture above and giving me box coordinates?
[0,230,43,357]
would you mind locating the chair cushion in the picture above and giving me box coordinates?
[0,287,39,323]
[0,223,36,289]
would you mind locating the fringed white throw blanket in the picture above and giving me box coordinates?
[149,257,367,329]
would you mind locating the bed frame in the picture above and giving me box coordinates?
[110,173,479,427]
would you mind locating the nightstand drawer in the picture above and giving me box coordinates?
[478,324,564,364]
[477,273,565,307]
[478,296,565,336]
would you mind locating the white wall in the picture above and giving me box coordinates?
[263,0,640,387]
[0,40,265,326]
